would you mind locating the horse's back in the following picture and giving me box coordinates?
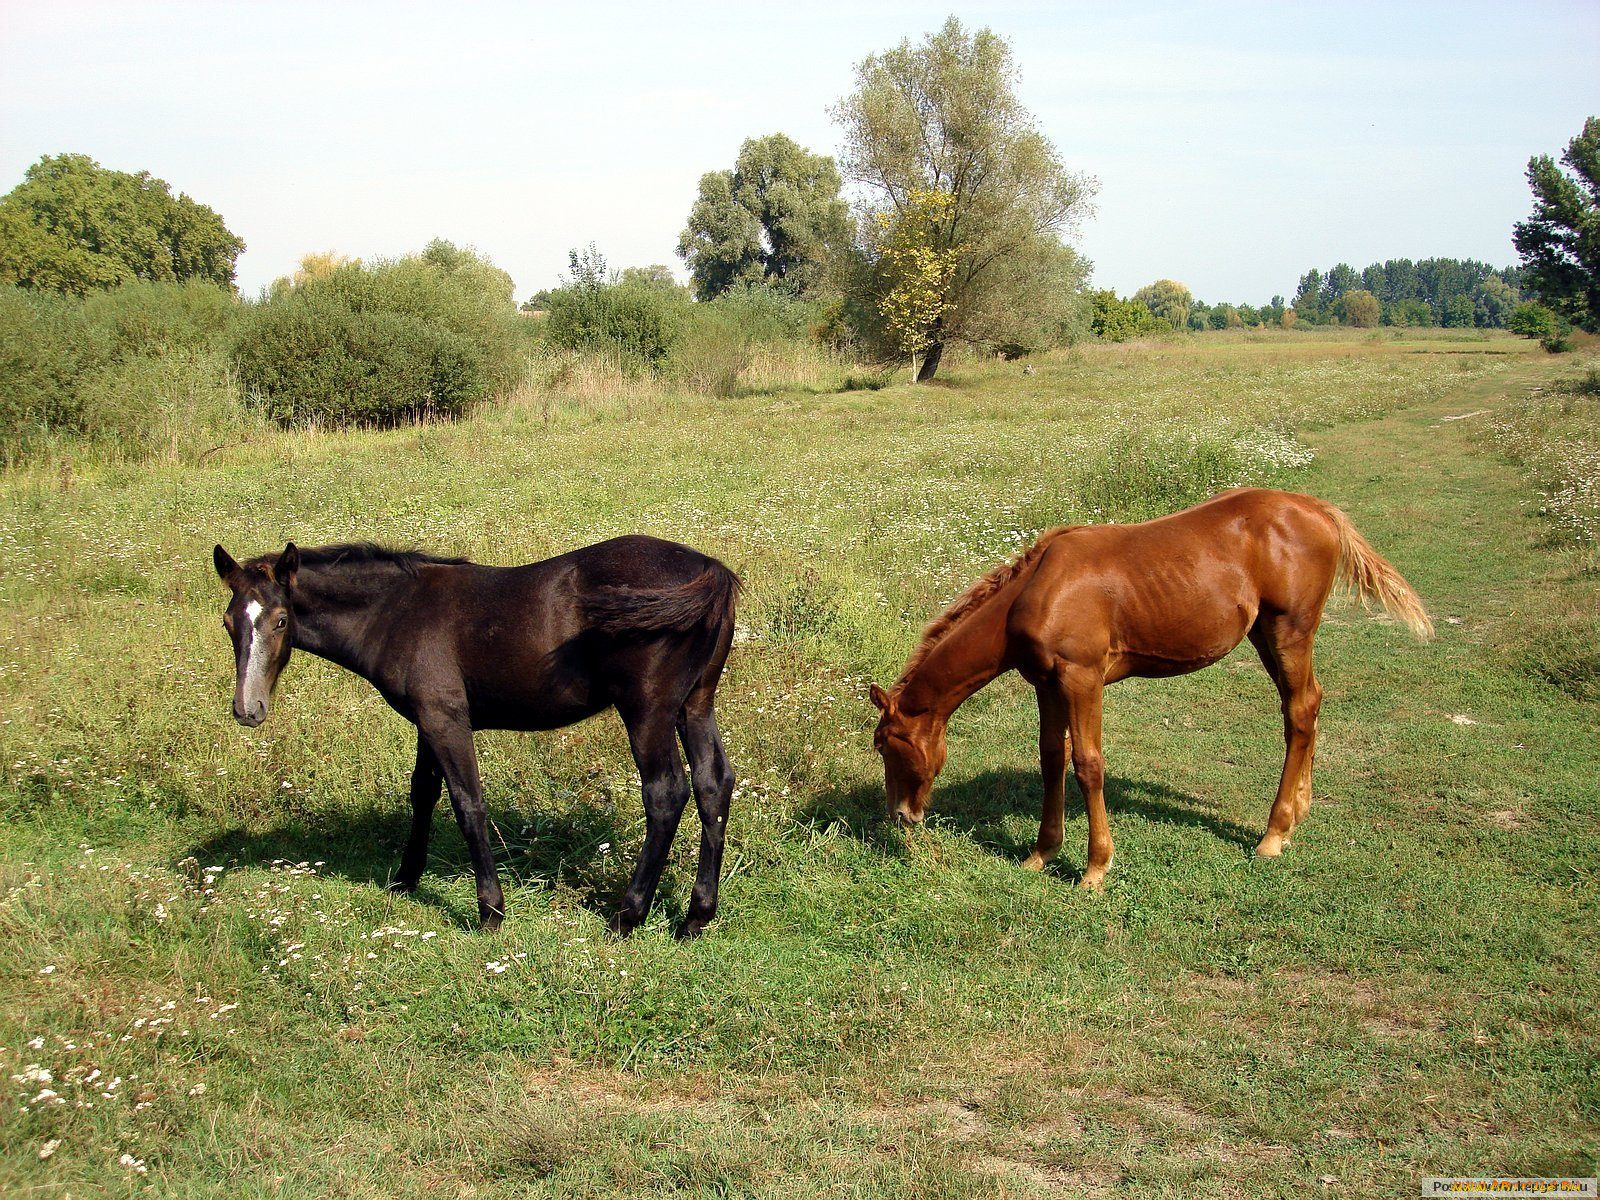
[442,536,735,731]
[1010,489,1342,679]
[556,534,725,590]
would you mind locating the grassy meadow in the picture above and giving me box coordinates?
[2,329,1597,1196]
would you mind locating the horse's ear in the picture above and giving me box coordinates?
[869,683,893,713]
[214,544,240,582]
[274,542,300,587]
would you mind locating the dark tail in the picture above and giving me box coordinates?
[585,562,741,640]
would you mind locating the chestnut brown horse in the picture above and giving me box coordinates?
[214,536,738,936]
[870,488,1432,888]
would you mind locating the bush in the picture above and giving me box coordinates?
[1384,298,1434,328]
[77,346,255,460]
[1089,289,1163,342]
[80,279,239,359]
[700,283,817,344]
[1337,290,1381,329]
[0,285,108,456]
[1,280,252,460]
[542,278,689,373]
[1508,301,1573,352]
[662,284,823,396]
[233,246,526,427]
[234,293,485,426]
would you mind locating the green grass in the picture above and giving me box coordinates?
[2,331,1596,1196]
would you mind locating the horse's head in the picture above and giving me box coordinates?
[213,543,299,728]
[869,684,946,826]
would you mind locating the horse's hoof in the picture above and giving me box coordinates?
[1021,852,1047,872]
[388,878,418,894]
[1255,833,1287,858]
[609,912,640,938]
[1077,873,1106,892]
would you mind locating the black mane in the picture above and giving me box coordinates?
[250,542,471,576]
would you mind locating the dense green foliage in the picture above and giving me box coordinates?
[0,285,101,449]
[1508,300,1574,352]
[0,280,245,458]
[541,246,690,374]
[233,241,527,427]
[676,134,850,301]
[1089,289,1164,341]
[1132,279,1193,330]
[0,153,245,294]
[1514,115,1600,332]
[1137,258,1526,339]
[833,18,1095,377]
[1290,257,1523,328]
[1336,288,1381,328]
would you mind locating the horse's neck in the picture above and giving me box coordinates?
[896,600,1012,722]
[291,564,411,677]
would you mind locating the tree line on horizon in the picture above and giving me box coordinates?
[1086,256,1529,343]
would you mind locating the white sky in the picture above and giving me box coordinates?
[3,1,1597,306]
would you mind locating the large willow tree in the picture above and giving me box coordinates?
[832,18,1096,379]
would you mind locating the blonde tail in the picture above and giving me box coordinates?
[1323,503,1434,641]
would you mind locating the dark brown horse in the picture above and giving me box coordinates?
[213,535,739,935]
[870,488,1432,888]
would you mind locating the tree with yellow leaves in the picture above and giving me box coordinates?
[872,189,958,378]
[833,18,1096,379]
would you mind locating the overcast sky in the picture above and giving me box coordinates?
[3,1,1597,306]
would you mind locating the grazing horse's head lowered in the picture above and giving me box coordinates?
[864,488,1433,891]
[213,543,299,727]
[869,683,945,827]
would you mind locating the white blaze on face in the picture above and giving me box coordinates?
[239,600,271,714]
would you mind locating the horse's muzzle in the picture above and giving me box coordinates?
[232,699,268,727]
[891,803,925,828]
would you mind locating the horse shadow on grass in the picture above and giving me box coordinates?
[186,797,640,931]
[797,766,1261,882]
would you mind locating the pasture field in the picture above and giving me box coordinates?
[2,329,1597,1197]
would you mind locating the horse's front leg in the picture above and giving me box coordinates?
[391,733,442,893]
[1023,683,1071,871]
[612,706,691,937]
[1063,669,1112,890]
[417,704,505,931]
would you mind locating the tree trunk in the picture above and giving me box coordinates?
[915,337,944,382]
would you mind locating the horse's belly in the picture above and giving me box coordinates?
[1115,645,1236,680]
[468,691,607,733]
[1113,608,1253,679]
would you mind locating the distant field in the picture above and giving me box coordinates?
[2,329,1596,1197]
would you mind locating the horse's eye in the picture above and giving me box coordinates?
[274,615,287,631]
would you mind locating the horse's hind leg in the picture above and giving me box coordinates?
[613,705,692,937]
[1249,615,1323,857]
[391,733,442,893]
[675,685,735,939]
